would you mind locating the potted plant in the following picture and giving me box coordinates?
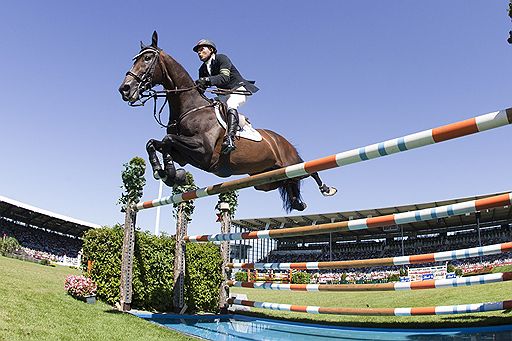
[64,275,97,304]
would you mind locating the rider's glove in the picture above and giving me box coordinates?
[195,77,211,89]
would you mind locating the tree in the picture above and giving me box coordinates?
[171,172,198,223]
[118,157,146,211]
[508,1,512,44]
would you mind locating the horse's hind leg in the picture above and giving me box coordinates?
[310,172,338,197]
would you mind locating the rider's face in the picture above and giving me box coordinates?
[197,46,213,62]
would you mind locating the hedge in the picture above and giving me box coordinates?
[81,225,222,313]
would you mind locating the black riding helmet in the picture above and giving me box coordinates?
[193,39,217,53]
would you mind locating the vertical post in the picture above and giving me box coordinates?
[218,201,231,313]
[476,211,482,263]
[400,225,405,256]
[154,180,163,236]
[120,205,136,311]
[329,232,333,261]
[173,203,187,313]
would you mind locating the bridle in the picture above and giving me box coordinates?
[125,47,252,128]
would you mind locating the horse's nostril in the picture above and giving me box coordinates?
[119,84,130,94]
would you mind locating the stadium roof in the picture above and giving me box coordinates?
[232,191,512,243]
[0,195,101,237]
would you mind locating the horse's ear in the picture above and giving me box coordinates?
[140,41,147,50]
[151,31,158,48]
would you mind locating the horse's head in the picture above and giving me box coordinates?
[119,31,165,104]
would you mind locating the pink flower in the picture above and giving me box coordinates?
[64,275,97,298]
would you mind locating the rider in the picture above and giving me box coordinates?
[193,39,259,154]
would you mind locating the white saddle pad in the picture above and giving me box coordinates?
[215,105,262,142]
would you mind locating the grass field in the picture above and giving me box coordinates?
[231,268,512,329]
[0,255,196,341]
[1,255,511,340]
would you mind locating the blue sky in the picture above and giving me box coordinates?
[0,1,511,236]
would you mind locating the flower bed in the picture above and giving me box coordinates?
[64,275,97,301]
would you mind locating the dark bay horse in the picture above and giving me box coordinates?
[118,32,336,212]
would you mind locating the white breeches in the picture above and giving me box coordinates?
[217,86,247,110]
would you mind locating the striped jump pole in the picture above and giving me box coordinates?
[186,192,512,242]
[227,272,512,292]
[228,241,512,270]
[135,108,512,211]
[228,297,512,316]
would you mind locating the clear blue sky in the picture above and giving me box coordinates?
[1,1,511,236]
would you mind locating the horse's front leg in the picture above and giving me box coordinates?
[146,139,166,180]
[161,135,187,186]
[146,138,178,187]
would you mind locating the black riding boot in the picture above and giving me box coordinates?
[221,108,239,154]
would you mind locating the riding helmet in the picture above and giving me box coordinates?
[193,39,217,53]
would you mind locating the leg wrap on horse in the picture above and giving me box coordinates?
[221,108,239,155]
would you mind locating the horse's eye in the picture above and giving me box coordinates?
[144,54,152,62]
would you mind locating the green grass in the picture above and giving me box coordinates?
[0,255,196,341]
[231,267,512,329]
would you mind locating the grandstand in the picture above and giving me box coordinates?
[231,192,512,280]
[0,195,101,266]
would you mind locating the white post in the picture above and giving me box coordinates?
[154,180,164,236]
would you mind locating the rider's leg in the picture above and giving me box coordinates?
[221,89,246,154]
[221,108,240,154]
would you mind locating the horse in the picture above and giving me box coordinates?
[118,31,336,212]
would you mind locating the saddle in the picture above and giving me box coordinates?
[215,101,262,142]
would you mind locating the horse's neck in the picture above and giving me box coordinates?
[160,53,208,116]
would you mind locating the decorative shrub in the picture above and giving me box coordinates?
[65,275,97,298]
[291,271,311,284]
[0,236,20,255]
[234,271,248,282]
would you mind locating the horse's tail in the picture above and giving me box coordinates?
[277,148,305,213]
[278,178,304,213]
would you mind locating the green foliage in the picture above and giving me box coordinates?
[0,236,21,255]
[81,225,175,311]
[387,273,400,282]
[185,243,223,313]
[216,190,239,218]
[81,226,124,305]
[118,157,146,210]
[234,270,248,282]
[291,271,311,284]
[82,226,222,313]
[172,172,198,223]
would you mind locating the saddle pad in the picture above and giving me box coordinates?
[215,106,262,142]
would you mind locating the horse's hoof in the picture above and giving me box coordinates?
[291,201,307,211]
[153,170,166,180]
[161,177,175,187]
[320,185,337,197]
[174,169,187,185]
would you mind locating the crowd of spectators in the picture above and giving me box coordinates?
[0,219,82,266]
